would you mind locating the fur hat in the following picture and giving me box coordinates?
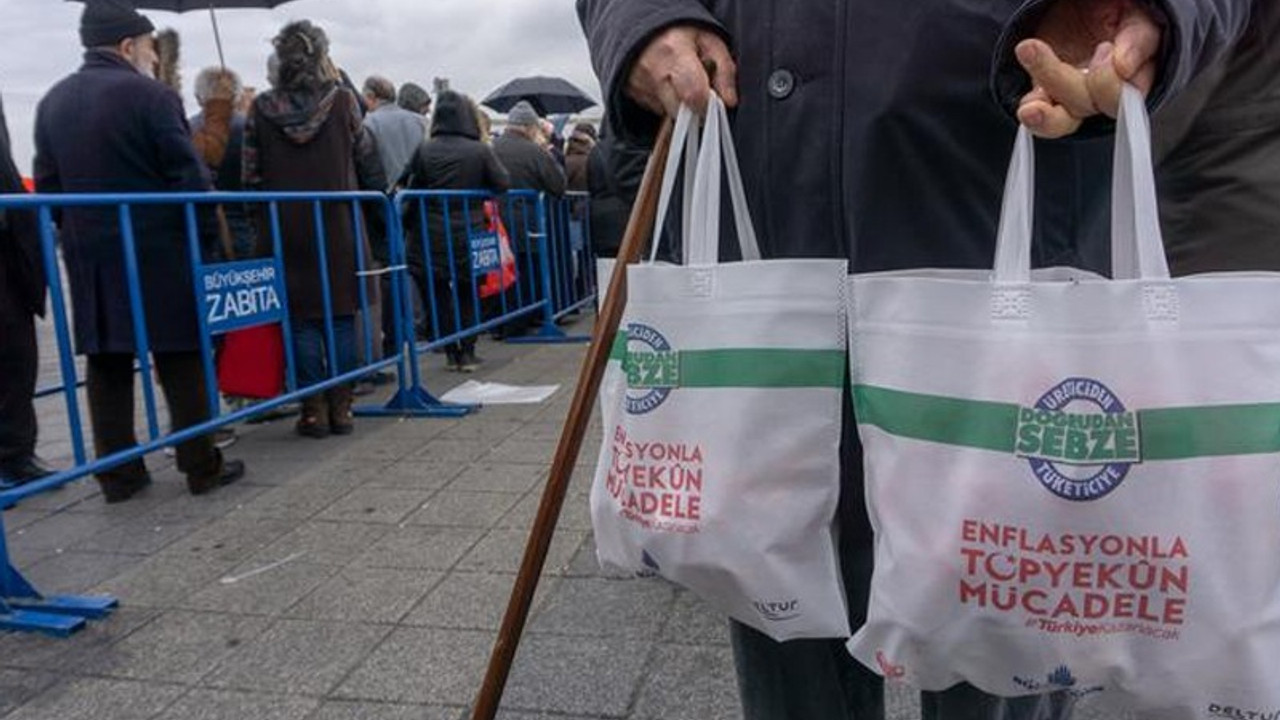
[80,0,155,49]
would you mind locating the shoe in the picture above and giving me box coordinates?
[352,380,376,397]
[445,348,463,372]
[165,428,237,457]
[295,395,330,438]
[326,385,355,436]
[100,473,153,504]
[458,350,482,374]
[187,459,246,496]
[0,456,57,488]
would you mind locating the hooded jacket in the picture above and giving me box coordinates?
[565,130,594,192]
[402,91,510,268]
[1154,0,1280,274]
[244,83,383,320]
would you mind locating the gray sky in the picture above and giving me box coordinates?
[1,0,602,174]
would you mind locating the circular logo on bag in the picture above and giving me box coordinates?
[623,323,679,415]
[1014,378,1142,501]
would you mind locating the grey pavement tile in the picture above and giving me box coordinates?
[3,481,101,513]
[434,418,525,444]
[307,701,461,720]
[336,436,439,463]
[1,507,52,533]
[71,512,215,556]
[180,560,338,616]
[359,458,465,491]
[3,677,185,720]
[498,491,593,532]
[355,526,486,571]
[407,439,494,464]
[447,464,545,495]
[5,510,127,554]
[20,550,143,595]
[562,535,629,580]
[236,482,357,521]
[630,644,740,720]
[0,668,57,716]
[162,515,298,565]
[661,590,731,646]
[285,566,444,624]
[247,520,391,567]
[0,607,158,671]
[401,572,559,631]
[493,713,604,720]
[74,609,272,684]
[502,635,651,717]
[205,618,390,696]
[529,576,675,640]
[484,439,555,467]
[153,689,321,720]
[406,490,521,528]
[334,627,494,705]
[149,479,274,519]
[315,488,434,525]
[92,551,238,608]
[455,528,586,576]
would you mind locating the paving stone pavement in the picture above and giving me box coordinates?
[1,315,1117,720]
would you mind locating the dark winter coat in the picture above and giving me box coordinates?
[244,85,383,321]
[493,131,566,197]
[0,95,44,321]
[578,0,1253,275]
[565,131,594,192]
[403,92,510,270]
[33,50,217,355]
[585,130,649,258]
[1154,0,1280,275]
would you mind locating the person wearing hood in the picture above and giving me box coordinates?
[33,0,246,504]
[243,19,386,438]
[402,91,510,372]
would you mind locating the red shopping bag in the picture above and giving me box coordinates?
[479,200,518,299]
[217,323,285,399]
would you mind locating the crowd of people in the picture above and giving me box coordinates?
[0,0,611,502]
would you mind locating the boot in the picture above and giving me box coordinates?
[295,393,330,438]
[327,385,355,436]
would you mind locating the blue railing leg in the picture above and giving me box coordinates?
[506,195,589,345]
[354,200,473,418]
[0,513,117,637]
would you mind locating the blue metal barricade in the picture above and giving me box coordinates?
[0,186,596,636]
[0,189,412,635]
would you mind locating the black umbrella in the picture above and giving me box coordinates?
[481,76,598,117]
[69,0,299,68]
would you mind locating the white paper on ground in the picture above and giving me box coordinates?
[440,380,560,405]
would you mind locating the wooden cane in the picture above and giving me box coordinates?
[469,118,675,720]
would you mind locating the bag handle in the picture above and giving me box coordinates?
[649,105,700,264]
[687,94,762,264]
[992,83,1170,285]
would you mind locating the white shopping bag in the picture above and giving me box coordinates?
[847,85,1280,717]
[590,96,851,641]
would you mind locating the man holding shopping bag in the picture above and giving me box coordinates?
[577,1,1252,718]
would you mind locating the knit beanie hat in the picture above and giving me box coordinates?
[80,0,155,48]
[507,100,540,128]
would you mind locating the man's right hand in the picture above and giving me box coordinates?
[627,25,738,118]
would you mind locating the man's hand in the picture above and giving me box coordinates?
[627,25,738,117]
[1016,0,1162,138]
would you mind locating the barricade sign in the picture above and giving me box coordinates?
[469,232,503,275]
[199,258,287,335]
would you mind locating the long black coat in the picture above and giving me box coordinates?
[34,50,216,355]
[403,92,510,269]
[578,0,1252,274]
[1154,0,1280,274]
[1,95,43,322]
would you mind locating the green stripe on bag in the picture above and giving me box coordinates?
[607,333,843,388]
[854,385,1280,460]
